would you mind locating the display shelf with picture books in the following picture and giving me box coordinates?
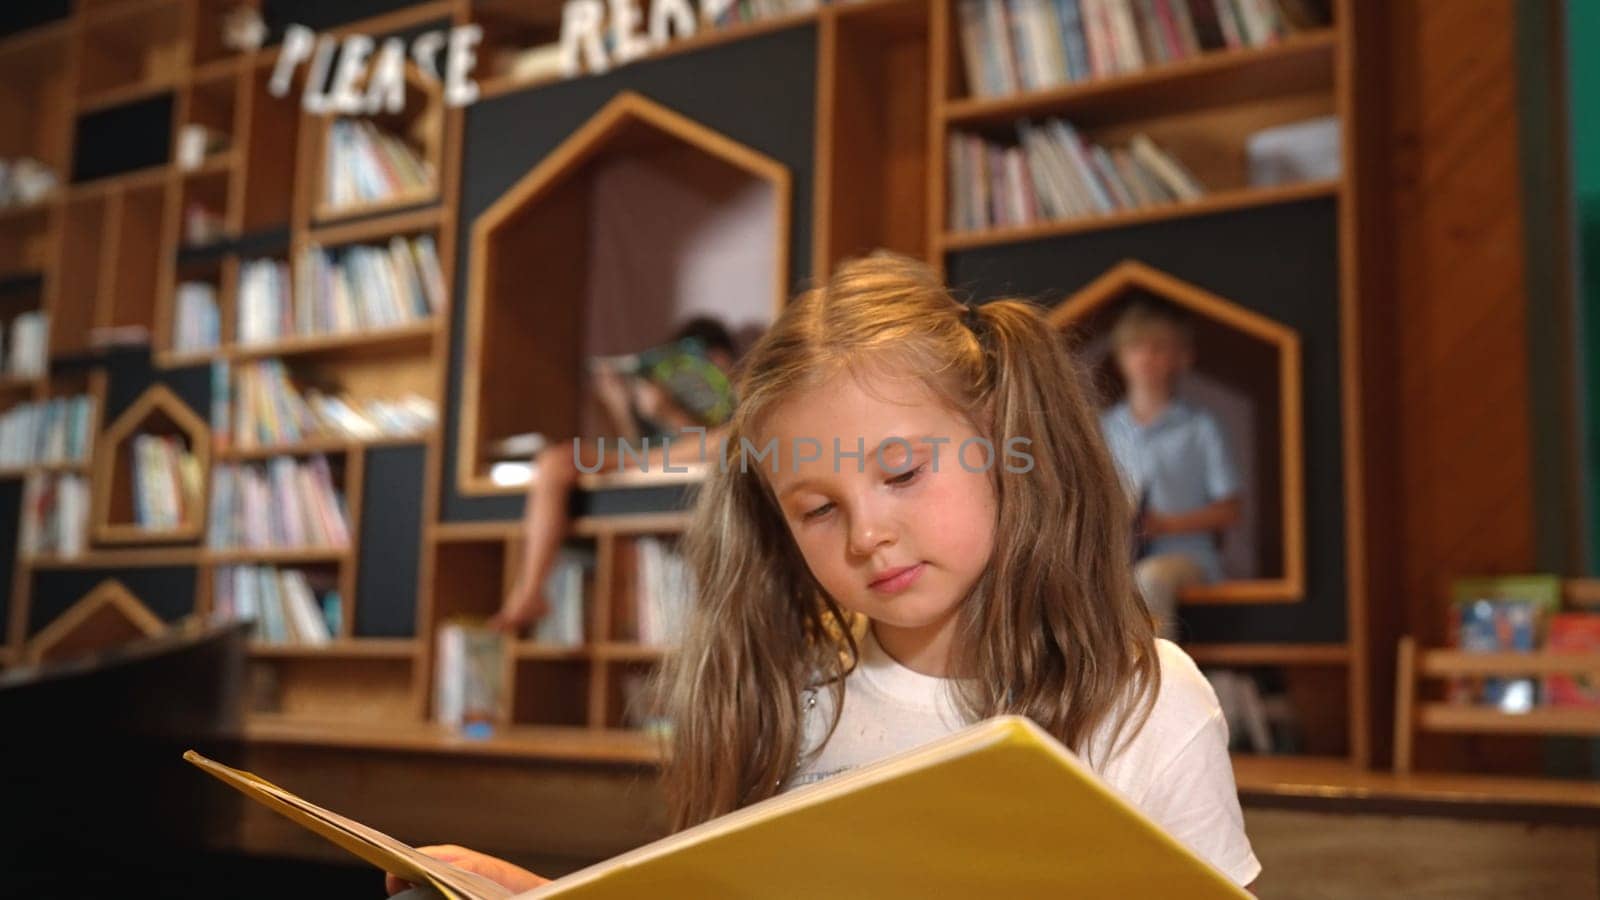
[92,383,211,544]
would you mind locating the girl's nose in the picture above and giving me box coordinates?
[847,504,897,557]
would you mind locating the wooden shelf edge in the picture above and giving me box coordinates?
[306,206,445,248]
[237,715,665,765]
[1231,755,1600,812]
[1421,650,1600,677]
[205,547,352,565]
[1418,704,1600,737]
[1184,642,1349,666]
[95,523,205,545]
[941,180,1341,251]
[943,29,1339,125]
[0,19,72,59]
[217,432,433,461]
[78,78,180,115]
[313,190,441,228]
[226,320,438,362]
[26,547,204,569]
[249,639,419,659]
[80,0,181,27]
[569,511,692,537]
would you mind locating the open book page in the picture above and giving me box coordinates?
[511,715,1250,899]
[183,751,512,900]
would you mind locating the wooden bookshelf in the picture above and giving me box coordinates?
[91,383,209,545]
[0,0,1379,782]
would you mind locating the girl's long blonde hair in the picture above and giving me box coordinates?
[655,252,1159,830]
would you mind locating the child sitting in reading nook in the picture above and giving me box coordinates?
[1099,299,1242,641]
[489,316,739,633]
[390,254,1258,894]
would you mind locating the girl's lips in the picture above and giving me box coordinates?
[870,562,924,594]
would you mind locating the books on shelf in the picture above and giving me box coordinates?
[0,394,94,470]
[237,236,444,346]
[177,123,231,171]
[213,564,342,645]
[1245,114,1340,186]
[236,258,293,346]
[7,311,49,378]
[947,120,1203,232]
[219,360,438,449]
[130,434,203,531]
[706,0,821,29]
[434,621,505,730]
[955,0,1331,98]
[292,235,446,337]
[207,454,351,551]
[532,549,593,647]
[323,118,435,210]
[20,471,88,558]
[634,536,693,647]
[173,281,221,355]
[1447,575,1562,713]
[1545,613,1600,708]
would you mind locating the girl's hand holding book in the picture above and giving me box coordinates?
[384,844,550,895]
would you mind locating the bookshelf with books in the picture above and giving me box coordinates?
[308,63,445,225]
[92,383,210,544]
[933,0,1338,250]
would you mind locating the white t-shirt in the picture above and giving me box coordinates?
[785,630,1262,887]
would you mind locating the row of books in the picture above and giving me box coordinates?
[291,236,446,337]
[213,360,437,449]
[4,311,49,378]
[206,455,351,550]
[237,236,444,346]
[324,118,434,210]
[130,434,203,532]
[948,121,1202,231]
[634,536,694,647]
[173,282,221,354]
[213,565,343,645]
[20,472,87,558]
[1448,576,1600,711]
[956,0,1330,97]
[0,394,94,470]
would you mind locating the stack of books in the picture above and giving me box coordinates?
[173,281,221,354]
[292,235,446,336]
[20,472,88,558]
[215,359,437,449]
[213,564,342,645]
[955,0,1331,97]
[947,120,1204,231]
[6,311,49,378]
[236,259,293,346]
[634,536,694,647]
[323,118,434,210]
[130,434,203,531]
[0,394,94,469]
[207,454,351,550]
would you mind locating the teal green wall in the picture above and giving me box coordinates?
[1571,0,1600,570]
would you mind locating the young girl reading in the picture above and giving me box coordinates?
[387,253,1259,895]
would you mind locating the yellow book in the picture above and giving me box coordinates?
[185,715,1250,898]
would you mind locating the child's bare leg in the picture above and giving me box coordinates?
[494,443,584,632]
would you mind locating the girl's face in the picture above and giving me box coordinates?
[759,367,998,670]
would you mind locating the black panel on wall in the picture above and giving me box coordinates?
[72,95,174,183]
[0,480,20,645]
[27,568,197,637]
[0,0,70,39]
[947,198,1344,645]
[96,347,210,425]
[442,25,818,522]
[355,446,425,637]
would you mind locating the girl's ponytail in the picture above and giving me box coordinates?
[958,297,1159,763]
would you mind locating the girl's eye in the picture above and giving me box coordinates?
[802,502,834,521]
[887,463,926,486]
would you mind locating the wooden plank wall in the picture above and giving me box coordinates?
[1368,0,1543,769]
